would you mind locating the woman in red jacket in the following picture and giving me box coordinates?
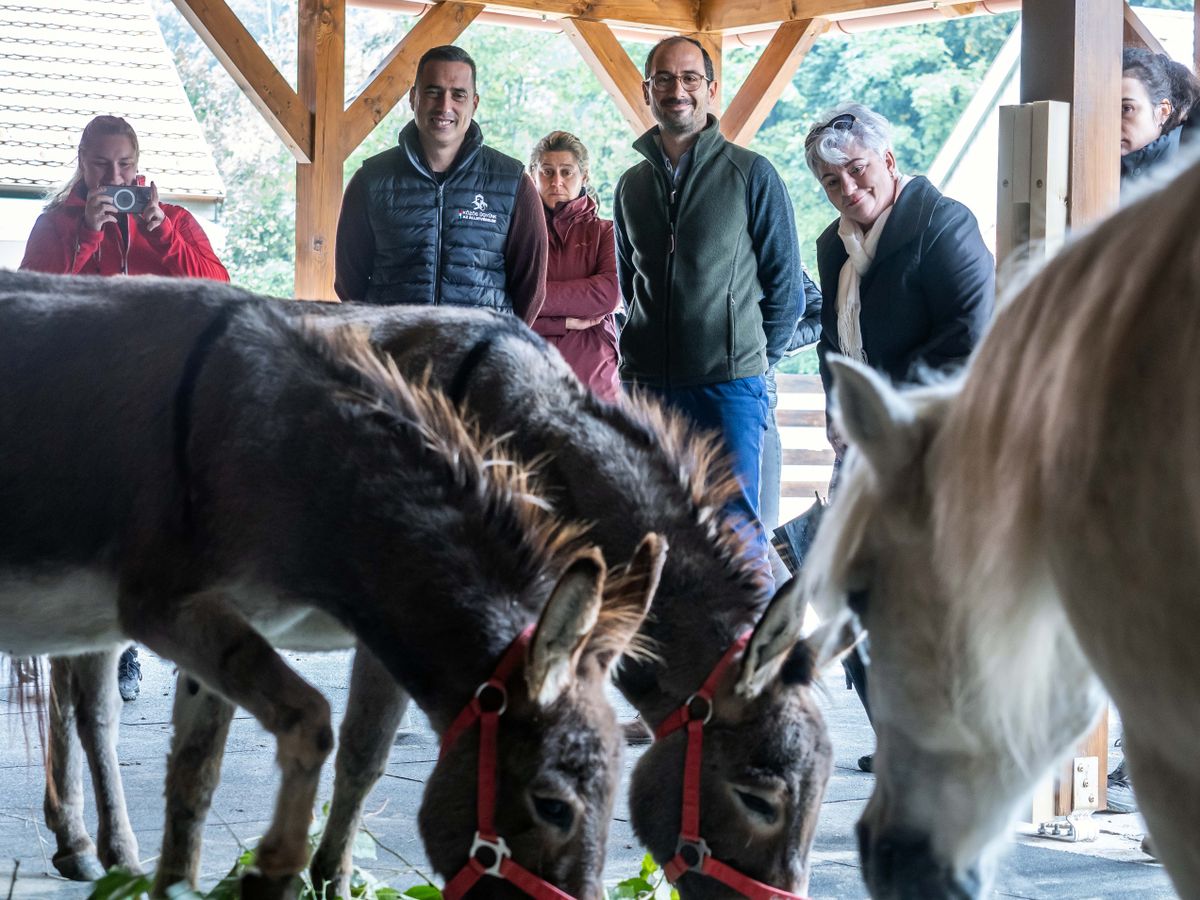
[20,115,228,702]
[529,131,621,402]
[21,115,229,282]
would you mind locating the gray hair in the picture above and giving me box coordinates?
[804,103,893,178]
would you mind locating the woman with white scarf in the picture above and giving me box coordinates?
[805,103,994,457]
[780,103,993,774]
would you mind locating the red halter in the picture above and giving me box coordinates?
[654,631,811,900]
[440,625,577,900]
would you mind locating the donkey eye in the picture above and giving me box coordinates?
[735,789,779,824]
[532,795,574,831]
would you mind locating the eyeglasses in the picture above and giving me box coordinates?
[804,113,857,149]
[646,71,711,92]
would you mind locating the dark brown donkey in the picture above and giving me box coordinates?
[0,270,655,899]
[297,304,856,899]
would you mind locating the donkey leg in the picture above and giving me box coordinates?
[151,671,235,895]
[44,656,105,881]
[310,648,408,898]
[71,648,141,873]
[1121,738,1200,896]
[131,592,333,899]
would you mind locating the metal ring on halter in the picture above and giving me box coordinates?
[474,680,508,715]
[685,693,713,725]
[470,832,512,877]
[674,836,711,872]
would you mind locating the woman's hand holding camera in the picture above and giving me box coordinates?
[140,182,165,233]
[82,187,118,233]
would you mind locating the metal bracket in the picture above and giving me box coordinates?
[1036,756,1100,842]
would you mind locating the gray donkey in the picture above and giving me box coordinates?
[42,299,853,898]
[1,270,657,899]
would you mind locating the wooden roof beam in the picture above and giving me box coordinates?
[342,2,484,156]
[721,18,827,146]
[702,0,952,35]
[562,18,656,134]
[1122,2,1166,56]
[171,0,313,162]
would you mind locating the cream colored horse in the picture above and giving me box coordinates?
[802,162,1200,898]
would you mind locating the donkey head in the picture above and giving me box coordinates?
[420,534,666,899]
[802,358,1103,900]
[628,575,857,898]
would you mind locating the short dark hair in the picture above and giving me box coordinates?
[415,45,477,92]
[644,36,715,83]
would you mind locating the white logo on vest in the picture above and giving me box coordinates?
[458,192,498,225]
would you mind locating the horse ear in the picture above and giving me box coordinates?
[587,532,666,672]
[802,613,864,672]
[829,356,920,479]
[734,574,806,700]
[526,548,607,707]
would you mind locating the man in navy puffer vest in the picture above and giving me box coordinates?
[334,45,547,324]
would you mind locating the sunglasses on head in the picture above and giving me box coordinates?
[805,113,856,149]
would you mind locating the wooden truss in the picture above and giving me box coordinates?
[169,0,1177,311]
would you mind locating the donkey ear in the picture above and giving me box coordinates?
[526,548,607,707]
[828,356,920,480]
[587,532,666,672]
[734,574,806,700]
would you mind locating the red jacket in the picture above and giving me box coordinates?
[20,186,229,282]
[531,193,620,401]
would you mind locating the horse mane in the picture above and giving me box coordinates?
[581,388,772,601]
[300,321,588,591]
[932,158,1200,767]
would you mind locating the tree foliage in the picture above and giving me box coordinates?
[152,1,1017,296]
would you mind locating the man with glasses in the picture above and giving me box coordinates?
[334,45,547,323]
[613,35,803,584]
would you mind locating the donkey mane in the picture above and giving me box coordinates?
[301,321,589,594]
[581,388,770,600]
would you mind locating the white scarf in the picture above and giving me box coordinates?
[835,175,912,363]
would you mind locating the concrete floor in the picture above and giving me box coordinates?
[0,648,1175,899]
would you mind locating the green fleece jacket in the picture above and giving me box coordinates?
[613,117,802,388]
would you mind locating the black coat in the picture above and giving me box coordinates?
[815,176,994,398]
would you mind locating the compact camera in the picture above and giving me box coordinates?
[101,184,153,215]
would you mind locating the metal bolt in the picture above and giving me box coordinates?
[1036,179,1044,188]
[1002,178,1010,187]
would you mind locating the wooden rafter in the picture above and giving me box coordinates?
[171,0,312,162]
[342,2,484,157]
[721,18,827,146]
[1122,1,1166,55]
[561,18,656,134]
[700,0,931,33]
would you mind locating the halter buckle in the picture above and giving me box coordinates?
[470,831,512,877]
[674,836,711,873]
[684,692,713,725]
[474,679,508,715]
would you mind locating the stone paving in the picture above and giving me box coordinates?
[0,648,1176,899]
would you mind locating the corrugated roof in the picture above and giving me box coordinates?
[0,0,225,200]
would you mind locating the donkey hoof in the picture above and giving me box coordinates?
[240,870,302,900]
[52,850,106,881]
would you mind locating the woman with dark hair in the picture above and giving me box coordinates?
[528,131,621,402]
[20,115,228,701]
[20,115,228,280]
[1121,46,1200,185]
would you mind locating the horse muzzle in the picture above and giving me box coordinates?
[857,822,981,900]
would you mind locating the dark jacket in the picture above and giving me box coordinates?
[1121,126,1181,187]
[531,193,620,402]
[815,176,994,398]
[613,116,802,388]
[334,121,547,323]
[21,185,228,281]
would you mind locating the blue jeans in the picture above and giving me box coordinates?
[632,376,772,589]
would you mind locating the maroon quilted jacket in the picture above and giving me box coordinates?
[531,193,621,402]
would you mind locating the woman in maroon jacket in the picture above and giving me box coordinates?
[529,131,621,402]
[21,115,229,282]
